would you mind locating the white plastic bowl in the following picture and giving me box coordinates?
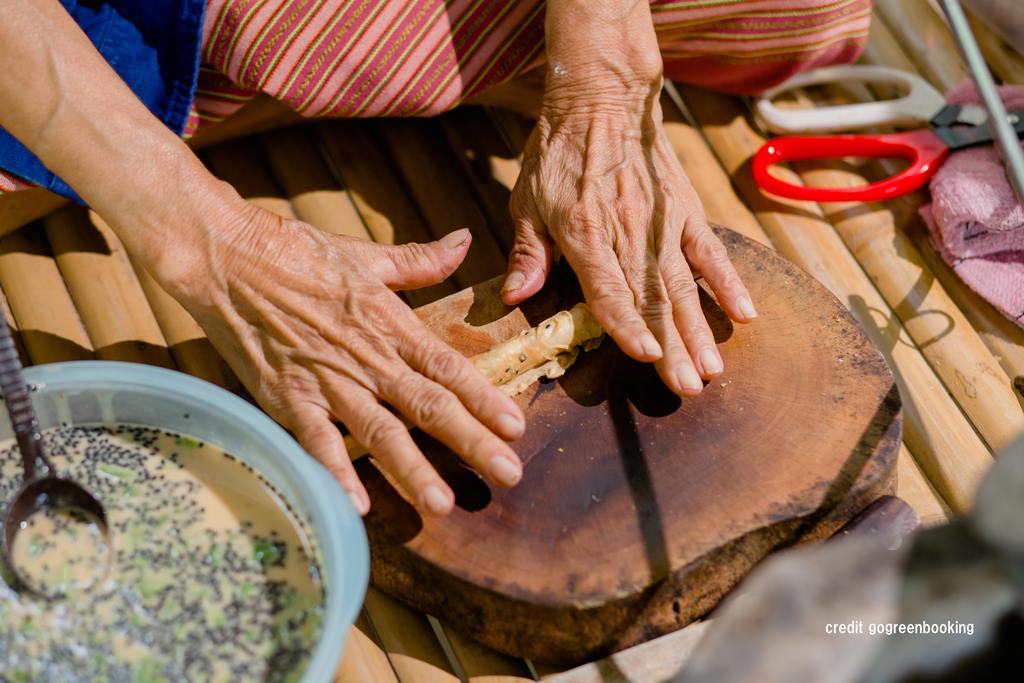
[7,361,369,683]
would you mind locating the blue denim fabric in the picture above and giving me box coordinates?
[0,0,206,203]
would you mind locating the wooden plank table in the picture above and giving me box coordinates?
[0,4,1018,679]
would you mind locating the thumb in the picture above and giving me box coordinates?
[368,228,471,290]
[502,204,552,305]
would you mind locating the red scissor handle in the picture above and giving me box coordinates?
[752,129,950,202]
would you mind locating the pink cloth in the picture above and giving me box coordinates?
[920,83,1024,328]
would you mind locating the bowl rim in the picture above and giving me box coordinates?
[20,360,369,683]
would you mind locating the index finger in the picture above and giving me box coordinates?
[565,244,664,363]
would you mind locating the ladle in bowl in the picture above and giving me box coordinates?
[0,313,109,598]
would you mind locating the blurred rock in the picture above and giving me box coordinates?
[677,435,1024,683]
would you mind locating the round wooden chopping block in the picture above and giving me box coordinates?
[357,226,902,664]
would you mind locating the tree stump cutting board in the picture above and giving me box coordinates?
[357,227,901,664]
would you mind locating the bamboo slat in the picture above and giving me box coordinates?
[858,14,919,73]
[541,622,709,683]
[377,118,508,290]
[439,109,519,255]
[896,443,952,527]
[0,224,93,364]
[440,626,536,683]
[263,128,372,240]
[334,614,401,683]
[0,286,28,366]
[660,89,772,247]
[202,140,296,219]
[873,0,968,91]
[0,188,68,240]
[855,33,1024,402]
[128,250,238,389]
[43,207,175,367]
[680,85,991,513]
[902,215,1024,397]
[800,168,1024,450]
[316,120,458,307]
[362,588,460,683]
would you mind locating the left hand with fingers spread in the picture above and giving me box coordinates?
[502,0,757,396]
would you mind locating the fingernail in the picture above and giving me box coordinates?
[348,490,369,516]
[496,412,525,438]
[738,296,757,320]
[503,271,525,294]
[489,455,522,486]
[676,364,704,393]
[640,334,663,359]
[440,228,470,249]
[421,485,451,515]
[699,348,723,376]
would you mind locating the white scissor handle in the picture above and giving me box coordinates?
[755,65,946,134]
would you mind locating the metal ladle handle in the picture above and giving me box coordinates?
[0,314,51,482]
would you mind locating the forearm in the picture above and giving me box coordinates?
[544,0,663,109]
[0,0,240,285]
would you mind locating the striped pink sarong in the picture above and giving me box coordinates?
[187,0,871,134]
[0,0,870,193]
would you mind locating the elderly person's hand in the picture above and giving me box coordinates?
[502,0,757,396]
[1,0,527,519]
[165,202,527,516]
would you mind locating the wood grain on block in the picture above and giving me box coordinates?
[263,128,373,241]
[0,226,93,364]
[359,226,900,664]
[681,85,991,513]
[43,207,174,368]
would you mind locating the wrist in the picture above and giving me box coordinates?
[543,0,662,116]
[99,146,254,302]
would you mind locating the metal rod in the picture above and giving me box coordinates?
[939,0,1024,205]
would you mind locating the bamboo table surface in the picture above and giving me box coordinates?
[0,3,1020,680]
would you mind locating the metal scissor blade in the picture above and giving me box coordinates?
[933,110,1024,151]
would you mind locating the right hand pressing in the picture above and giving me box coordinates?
[162,203,526,517]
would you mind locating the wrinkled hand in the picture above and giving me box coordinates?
[501,77,757,396]
[168,207,525,516]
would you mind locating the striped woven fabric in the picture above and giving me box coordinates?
[186,0,871,135]
[0,0,870,192]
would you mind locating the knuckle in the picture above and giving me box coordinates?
[400,459,438,488]
[421,349,468,383]
[358,411,402,452]
[407,387,456,429]
[694,232,730,265]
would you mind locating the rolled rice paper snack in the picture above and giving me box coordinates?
[471,303,605,395]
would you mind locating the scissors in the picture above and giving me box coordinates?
[751,65,1024,202]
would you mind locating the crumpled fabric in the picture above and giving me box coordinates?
[920,82,1024,328]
